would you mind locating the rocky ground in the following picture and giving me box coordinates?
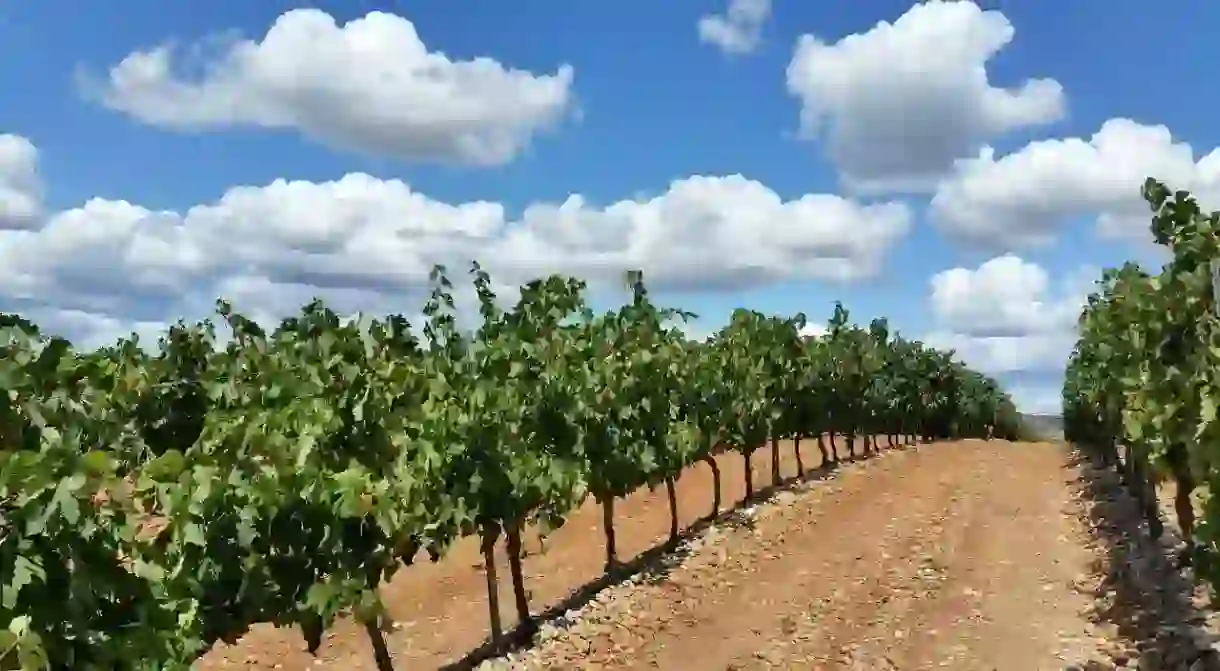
[1065,454,1220,671]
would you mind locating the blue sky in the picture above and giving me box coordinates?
[1,0,1216,414]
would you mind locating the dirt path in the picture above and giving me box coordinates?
[496,440,1102,670]
[200,440,1113,670]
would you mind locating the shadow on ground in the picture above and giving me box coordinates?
[1070,448,1220,670]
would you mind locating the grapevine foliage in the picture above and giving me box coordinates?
[1,264,1016,670]
[1064,178,1220,581]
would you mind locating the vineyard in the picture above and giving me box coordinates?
[1064,179,1220,600]
[0,264,1020,671]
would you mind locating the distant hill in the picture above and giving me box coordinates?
[1019,413,1064,441]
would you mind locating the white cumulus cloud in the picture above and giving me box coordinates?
[83,9,576,166]
[0,134,42,230]
[0,136,911,348]
[923,255,1091,375]
[930,118,1220,247]
[698,0,771,55]
[497,175,911,290]
[799,322,828,339]
[785,0,1065,193]
[1007,384,1063,416]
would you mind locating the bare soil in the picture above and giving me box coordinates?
[197,439,1131,670]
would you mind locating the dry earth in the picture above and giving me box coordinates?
[198,439,1220,670]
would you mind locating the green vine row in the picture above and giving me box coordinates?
[1,264,1018,671]
[1064,178,1220,585]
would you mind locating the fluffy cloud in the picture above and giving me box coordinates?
[923,255,1090,375]
[799,323,827,339]
[83,9,575,166]
[785,0,1065,193]
[0,134,42,230]
[0,136,910,347]
[497,175,911,290]
[930,332,1076,377]
[698,0,771,55]
[8,303,171,351]
[1007,384,1063,416]
[930,118,1220,247]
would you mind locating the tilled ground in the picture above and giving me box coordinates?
[200,439,1219,671]
[483,441,1103,671]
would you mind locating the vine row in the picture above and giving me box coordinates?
[1,264,1019,670]
[1064,178,1220,583]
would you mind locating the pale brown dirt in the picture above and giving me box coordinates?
[198,439,1110,670]
[495,440,1103,671]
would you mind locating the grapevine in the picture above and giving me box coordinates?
[1064,178,1220,577]
[1,264,1017,670]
